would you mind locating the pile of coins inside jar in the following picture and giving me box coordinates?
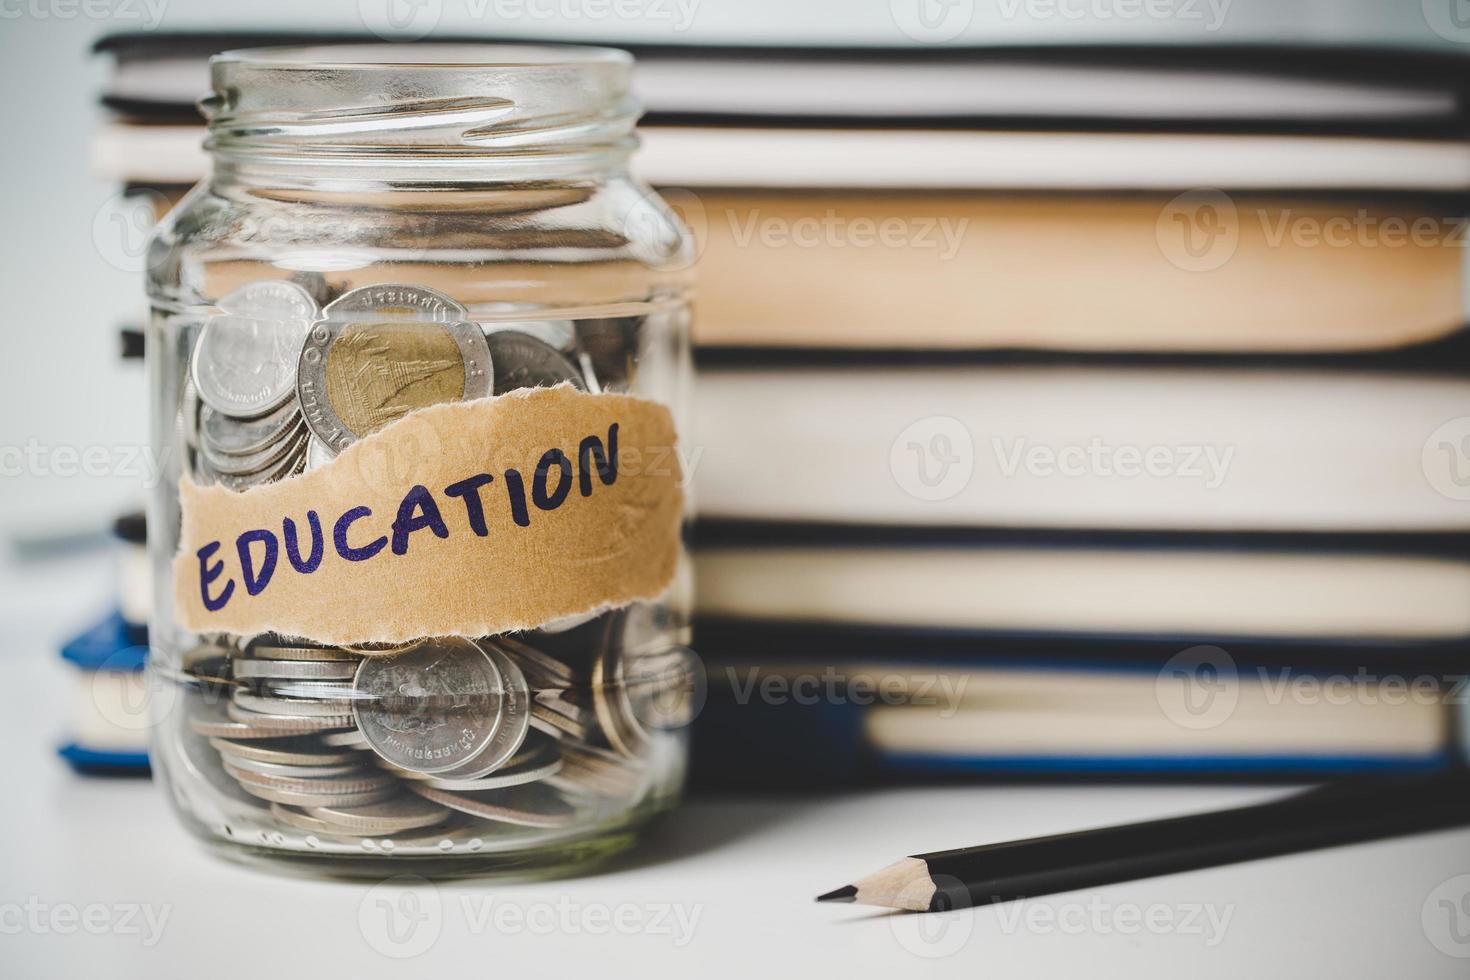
[170,279,690,845]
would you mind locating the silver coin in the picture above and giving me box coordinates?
[352,637,529,777]
[188,700,291,740]
[180,378,202,450]
[233,688,355,718]
[200,398,302,456]
[324,284,466,323]
[304,435,336,472]
[192,281,318,417]
[396,753,562,792]
[247,643,362,663]
[203,438,307,491]
[220,279,320,321]
[384,724,559,781]
[484,330,586,395]
[208,736,361,766]
[218,754,368,780]
[492,635,575,688]
[403,782,576,828]
[301,795,453,835]
[233,659,359,682]
[269,802,359,837]
[297,316,492,452]
[530,698,592,741]
[226,700,354,732]
[223,761,396,796]
[237,782,397,809]
[483,320,576,351]
[198,419,306,476]
[320,728,369,748]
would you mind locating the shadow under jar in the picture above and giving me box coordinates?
[145,44,696,877]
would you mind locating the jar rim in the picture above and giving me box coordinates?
[211,42,633,71]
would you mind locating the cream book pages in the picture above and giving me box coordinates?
[694,546,1470,640]
[692,367,1470,531]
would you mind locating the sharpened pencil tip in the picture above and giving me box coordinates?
[816,885,858,904]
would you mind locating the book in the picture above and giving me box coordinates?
[92,118,1470,191]
[94,33,1470,133]
[680,191,1468,352]
[691,366,1470,531]
[691,651,1458,786]
[693,530,1470,644]
[57,612,150,774]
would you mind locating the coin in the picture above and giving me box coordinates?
[232,659,360,682]
[188,700,292,740]
[224,761,396,796]
[207,736,362,766]
[237,781,397,809]
[320,728,370,748]
[304,435,336,472]
[483,320,576,351]
[530,695,593,741]
[492,635,575,689]
[393,752,562,792]
[226,700,354,732]
[192,281,317,417]
[352,638,529,777]
[484,330,585,395]
[404,782,576,828]
[324,284,465,323]
[301,795,453,835]
[221,279,320,321]
[198,419,306,475]
[180,378,202,450]
[199,398,302,457]
[299,284,491,451]
[233,688,355,718]
[247,642,362,663]
[219,755,368,780]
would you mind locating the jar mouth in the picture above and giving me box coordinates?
[211,43,633,70]
[203,43,639,182]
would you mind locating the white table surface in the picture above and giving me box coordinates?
[5,548,1470,979]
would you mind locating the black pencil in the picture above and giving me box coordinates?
[817,771,1470,912]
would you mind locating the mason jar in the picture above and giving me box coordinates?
[144,44,696,876]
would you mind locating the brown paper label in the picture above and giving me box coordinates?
[174,385,683,645]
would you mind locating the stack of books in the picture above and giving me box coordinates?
[91,32,1470,785]
[679,45,1470,785]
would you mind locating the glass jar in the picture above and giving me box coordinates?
[145,44,695,876]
